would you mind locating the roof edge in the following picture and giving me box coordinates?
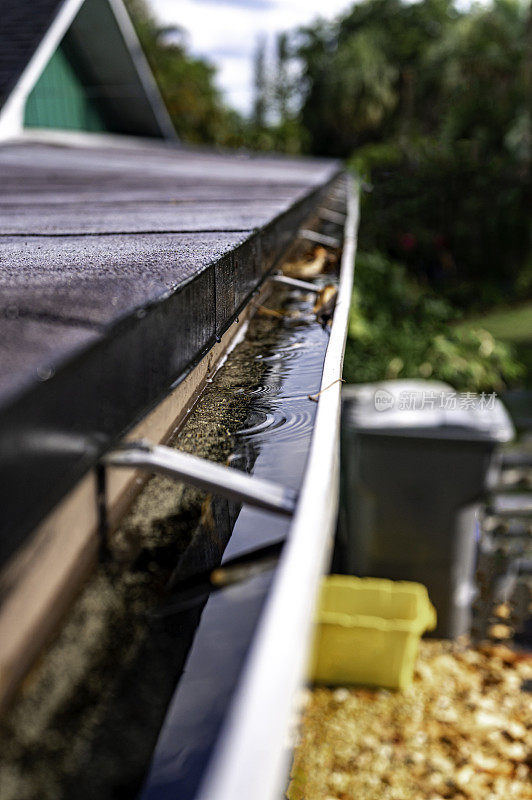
[106,0,177,141]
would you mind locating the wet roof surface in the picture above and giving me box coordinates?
[0,140,338,399]
[0,137,340,560]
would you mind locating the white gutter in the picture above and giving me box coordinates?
[195,175,360,800]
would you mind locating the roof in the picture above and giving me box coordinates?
[0,0,175,139]
[0,138,341,565]
[0,0,63,109]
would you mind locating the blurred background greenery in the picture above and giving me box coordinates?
[127,0,531,392]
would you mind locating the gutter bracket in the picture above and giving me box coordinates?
[269,274,322,294]
[298,228,341,248]
[318,208,347,225]
[102,440,297,516]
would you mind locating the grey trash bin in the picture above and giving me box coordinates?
[336,380,515,637]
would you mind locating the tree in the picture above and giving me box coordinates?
[124,0,244,145]
[295,0,461,154]
[426,0,529,155]
[252,35,268,129]
[274,32,290,122]
[292,0,530,300]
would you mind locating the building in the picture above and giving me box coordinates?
[0,0,175,139]
[0,4,350,800]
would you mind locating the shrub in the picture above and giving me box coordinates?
[343,251,524,391]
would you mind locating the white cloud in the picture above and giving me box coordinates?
[149,0,353,113]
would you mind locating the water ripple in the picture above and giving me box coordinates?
[234,406,315,444]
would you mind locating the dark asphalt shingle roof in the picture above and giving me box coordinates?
[0,231,251,328]
[0,138,341,562]
[0,141,337,352]
[0,0,64,108]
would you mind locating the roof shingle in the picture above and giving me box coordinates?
[0,138,341,564]
[0,0,64,108]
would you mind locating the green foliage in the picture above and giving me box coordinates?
[298,28,399,155]
[352,138,530,304]
[294,0,529,156]
[242,116,309,154]
[426,0,529,153]
[296,0,461,152]
[343,251,524,391]
[124,0,243,145]
[253,36,268,129]
[124,2,308,153]
[124,0,530,378]
[294,0,531,302]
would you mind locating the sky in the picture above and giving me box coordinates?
[149,0,353,115]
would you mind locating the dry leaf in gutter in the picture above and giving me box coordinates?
[283,246,328,279]
[313,285,338,326]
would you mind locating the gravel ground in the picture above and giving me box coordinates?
[288,640,532,800]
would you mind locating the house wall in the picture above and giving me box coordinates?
[24,39,110,132]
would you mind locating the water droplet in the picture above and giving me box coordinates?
[37,365,54,381]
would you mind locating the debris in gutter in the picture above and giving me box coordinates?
[313,285,338,327]
[308,379,345,403]
[252,303,300,320]
[288,639,532,800]
[283,246,329,280]
[210,557,279,588]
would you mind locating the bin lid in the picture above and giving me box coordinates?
[342,380,515,442]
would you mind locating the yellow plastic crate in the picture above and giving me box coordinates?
[309,576,437,690]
